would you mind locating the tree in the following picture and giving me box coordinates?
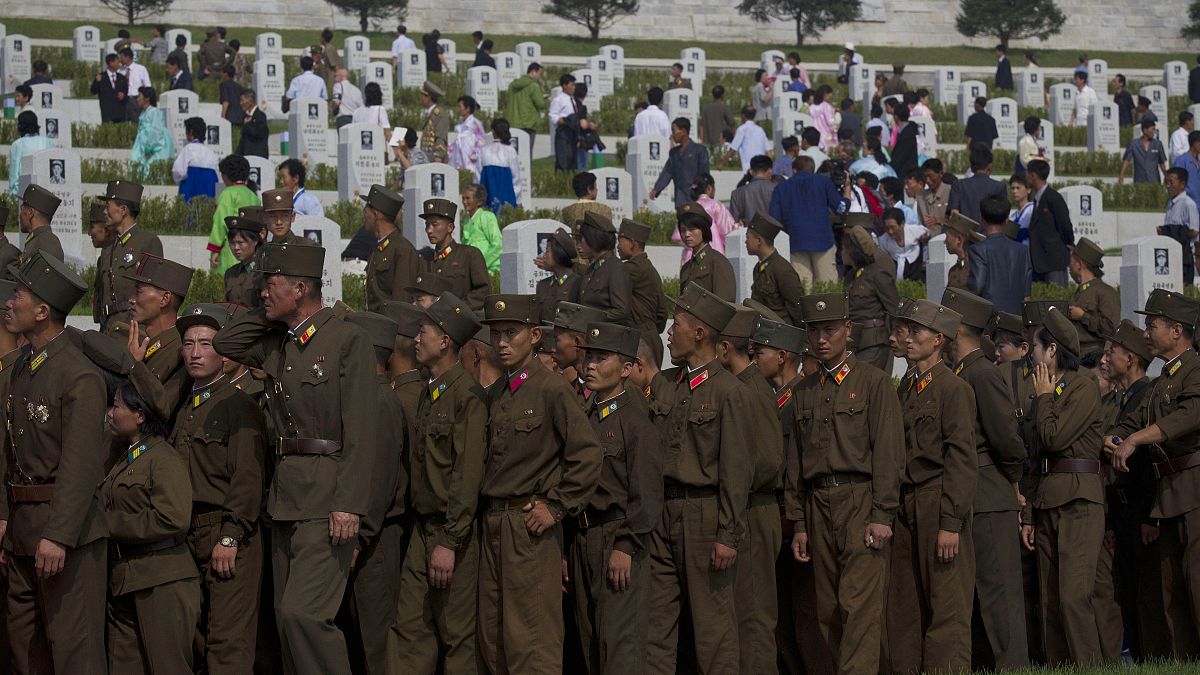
[541,0,640,40]
[325,0,408,33]
[99,0,174,25]
[1183,0,1200,42]
[955,0,1065,49]
[736,0,861,47]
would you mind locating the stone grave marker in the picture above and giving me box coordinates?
[1121,236,1182,324]
[925,234,956,305]
[591,167,633,222]
[402,163,461,247]
[103,37,122,60]
[1060,184,1115,250]
[664,88,698,130]
[570,68,596,102]
[772,110,813,157]
[466,66,499,113]
[760,49,785,73]
[626,134,672,214]
[586,55,614,98]
[601,44,625,82]
[957,80,987,126]
[1048,83,1074,126]
[1165,60,1188,98]
[73,25,102,63]
[516,41,541,70]
[1087,101,1120,153]
[681,58,705,92]
[2,35,31,91]
[726,228,792,301]
[337,123,385,202]
[500,219,569,294]
[438,39,457,72]
[681,47,705,63]
[910,116,937,157]
[850,63,876,102]
[344,36,370,73]
[159,89,200,151]
[292,216,344,305]
[396,50,425,90]
[1090,59,1109,94]
[256,32,282,62]
[363,62,394,110]
[288,96,331,166]
[28,83,63,111]
[773,91,804,119]
[1140,85,1168,124]
[254,60,286,120]
[934,67,961,105]
[202,116,232,157]
[33,107,73,150]
[495,52,522,90]
[1017,69,1043,108]
[986,97,1019,150]
[1035,121,1055,178]
[165,28,192,70]
[19,147,84,266]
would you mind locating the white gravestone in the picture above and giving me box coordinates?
[344,36,370,74]
[220,154,276,198]
[32,108,72,150]
[1060,185,1115,251]
[292,216,344,305]
[165,29,192,71]
[1087,102,1120,153]
[771,76,790,101]
[591,167,633,222]
[254,60,286,121]
[682,58,706,93]
[1192,104,1200,126]
[586,55,614,98]
[28,84,63,111]
[934,68,961,105]
[1090,59,1109,95]
[402,163,460,247]
[773,91,805,119]
[337,123,385,202]
[1049,83,1074,126]
[500,219,568,294]
[773,110,813,158]
[288,97,331,167]
[760,49,785,74]
[73,26,102,63]
[2,35,31,90]
[1121,236,1182,324]
[850,64,876,102]
[986,97,1019,151]
[681,47,705,63]
[602,44,625,82]
[1165,61,1188,98]
[256,32,282,62]
[910,116,937,157]
[363,62,394,111]
[202,116,232,157]
[626,134,672,214]
[1140,85,1168,124]
[516,41,542,71]
[438,39,457,72]
[159,90,200,152]
[664,88,698,131]
[957,81,987,126]
[19,148,84,266]
[726,228,792,302]
[396,50,425,90]
[571,69,597,104]
[466,66,499,114]
[925,234,957,305]
[495,52,522,91]
[1035,122,1055,177]
[1016,69,1043,108]
[484,129,532,208]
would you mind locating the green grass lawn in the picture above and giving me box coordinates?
[1006,661,1199,674]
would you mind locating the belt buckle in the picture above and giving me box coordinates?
[1039,459,1050,475]
[579,511,591,529]
[276,437,285,457]
[1153,462,1165,480]
[110,541,123,560]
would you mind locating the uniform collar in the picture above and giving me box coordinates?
[289,307,334,346]
[953,348,984,374]
[820,352,855,385]
[429,363,466,400]
[506,357,543,392]
[191,375,227,407]
[24,330,68,376]
[144,325,180,361]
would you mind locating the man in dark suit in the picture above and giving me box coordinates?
[994,45,1014,91]
[1025,159,1073,285]
[948,147,1006,223]
[838,98,863,146]
[22,60,53,87]
[235,90,269,158]
[166,54,193,92]
[1190,55,1200,104]
[89,54,128,123]
[890,104,919,176]
[968,195,1031,314]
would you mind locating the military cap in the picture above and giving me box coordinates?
[940,287,993,330]
[742,297,782,322]
[799,293,849,323]
[87,200,107,224]
[238,205,265,224]
[946,211,985,243]
[225,214,263,234]
[547,228,578,260]
[840,212,874,229]
[361,184,404,221]
[842,224,880,258]
[1043,307,1081,357]
[481,294,539,325]
[746,212,784,240]
[901,299,962,337]
[1068,236,1104,270]
[381,300,425,338]
[122,253,195,298]
[20,184,61,218]
[1103,319,1152,365]
[671,282,737,331]
[890,297,916,318]
[993,311,1023,337]
[473,325,492,345]
[552,301,607,334]
[1022,300,1062,327]
[1135,288,1200,327]
[422,80,445,100]
[617,218,651,244]
[425,291,482,346]
[103,179,143,206]
[261,189,294,212]
[582,210,616,233]
[584,321,640,359]
[676,201,712,228]
[177,303,234,335]
[0,280,16,306]
[8,250,86,314]
[404,272,454,299]
[258,243,325,278]
[720,306,759,339]
[537,324,556,353]
[420,198,457,221]
[346,311,400,351]
[751,316,809,355]
[309,43,324,54]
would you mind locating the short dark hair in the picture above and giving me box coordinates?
[894,105,910,122]
[841,98,854,111]
[560,73,576,87]
[1026,159,1051,181]
[278,158,307,187]
[32,60,47,75]
[175,34,187,47]
[300,56,314,71]
[481,39,494,50]
[572,171,596,198]
[974,96,988,108]
[1074,71,1088,84]
[14,84,32,101]
[1167,166,1189,184]
[1008,173,1029,188]
[672,62,683,70]
[105,53,120,65]
[166,54,182,68]
[980,195,1009,225]
[138,86,158,106]
[1035,326,1080,371]
[801,126,820,146]
[905,168,926,183]
[398,25,407,34]
[223,65,236,78]
[119,47,134,58]
[229,39,240,51]
[794,155,815,174]
[16,110,38,136]
[321,28,334,42]
[712,85,725,99]
[111,380,169,440]
[184,116,206,141]
[882,207,905,225]
[526,62,542,74]
[648,87,664,106]
[219,154,251,185]
[969,148,993,171]
[922,158,944,173]
[879,177,903,202]
[1023,116,1041,135]
[1180,111,1194,126]
[365,82,384,107]
[1190,130,1200,146]
[996,44,1007,53]
[1141,118,1157,131]
[672,117,691,134]
[741,105,756,120]
[472,30,483,40]
[750,154,773,173]
[781,136,799,151]
[1117,74,1128,86]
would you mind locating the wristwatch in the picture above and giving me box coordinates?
[218,536,239,549]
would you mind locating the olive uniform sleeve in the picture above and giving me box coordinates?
[1076,286,1119,341]
[333,328,380,516]
[976,364,1026,484]
[212,307,280,370]
[1034,383,1099,452]
[104,452,193,542]
[543,383,603,516]
[43,368,108,547]
[717,385,754,549]
[604,260,634,326]
[218,396,266,541]
[1151,374,1200,442]
[868,373,904,526]
[713,257,737,303]
[431,388,488,552]
[466,247,492,311]
[614,407,664,555]
[938,380,978,533]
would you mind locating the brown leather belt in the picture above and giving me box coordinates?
[978,451,995,468]
[807,472,870,489]
[7,484,53,503]
[1039,458,1101,475]
[750,492,779,508]
[487,495,541,512]
[854,319,886,328]
[1153,451,1200,479]
[578,506,625,529]
[664,482,718,500]
[110,535,187,560]
[190,510,224,529]
[277,438,342,456]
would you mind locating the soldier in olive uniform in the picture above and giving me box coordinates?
[617,218,668,365]
[1066,237,1120,360]
[535,229,582,325]
[419,198,491,311]
[363,184,420,311]
[747,212,805,326]
[574,212,633,325]
[677,202,736,302]
[380,300,425,434]
[97,180,164,334]
[944,212,984,291]
[86,199,113,251]
[224,211,266,307]
[477,294,602,674]
[0,204,20,278]
[419,81,450,163]
[943,288,1029,670]
[1022,308,1106,665]
[552,302,609,404]
[16,184,64,263]
[0,252,108,673]
[991,310,1028,366]
[841,219,901,374]
[573,322,663,672]
[121,253,195,421]
[401,274,452,311]
[1109,290,1200,657]
[213,243,378,675]
[789,292,904,675]
[262,189,318,247]
[644,283,752,673]
[393,292,486,673]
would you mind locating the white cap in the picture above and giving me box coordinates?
[844,42,855,51]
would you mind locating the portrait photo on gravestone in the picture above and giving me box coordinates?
[361,131,373,150]
[50,159,64,184]
[1157,248,1170,275]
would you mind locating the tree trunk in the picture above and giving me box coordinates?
[589,8,601,39]
[795,14,805,46]
[127,1,135,26]
[998,31,1009,50]
[360,7,370,32]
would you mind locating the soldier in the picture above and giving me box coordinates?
[394,292,486,673]
[789,292,904,675]
[574,212,633,325]
[477,294,602,673]
[462,325,504,390]
[944,211,984,290]
[363,184,420,311]
[97,179,164,334]
[1100,319,1168,661]
[1066,237,1120,360]
[943,288,1029,670]
[117,253,195,421]
[551,302,609,404]
[419,81,450,163]
[0,251,108,672]
[888,297,916,372]
[1109,290,1200,657]
[419,198,490,311]
[644,282,752,673]
[403,274,454,310]
[381,299,426,432]
[1022,308,1106,665]
[617,218,668,365]
[573,321,663,672]
[224,211,265,307]
[169,302,267,674]
[262,188,317,246]
[16,184,64,263]
[992,311,1028,365]
[534,228,581,324]
[0,204,20,277]
[213,243,377,674]
[841,218,901,374]
[677,202,736,302]
[746,212,805,326]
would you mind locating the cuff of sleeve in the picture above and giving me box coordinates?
[1020,503,1033,524]
[939,515,964,533]
[429,528,461,552]
[715,529,741,550]
[206,243,223,253]
[613,538,636,555]
[543,499,569,520]
[869,508,895,527]
[791,519,806,534]
[219,522,245,542]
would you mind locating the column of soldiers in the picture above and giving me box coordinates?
[5,168,1200,675]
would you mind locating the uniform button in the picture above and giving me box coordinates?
[16,429,22,436]
[285,366,292,372]
[825,397,831,402]
[823,418,829,423]
[285,395,291,400]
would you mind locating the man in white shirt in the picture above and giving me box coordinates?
[633,87,672,138]
[837,43,863,84]
[286,55,328,103]
[799,127,829,170]
[548,73,578,168]
[1069,71,1099,128]
[726,106,770,173]
[1171,111,1194,164]
[391,25,417,66]
[118,47,151,121]
[332,69,364,128]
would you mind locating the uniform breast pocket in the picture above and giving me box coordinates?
[424,422,453,466]
[195,418,231,446]
[688,409,717,427]
[602,441,626,459]
[300,369,331,388]
[513,413,544,435]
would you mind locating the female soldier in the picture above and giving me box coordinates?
[223,209,265,307]
[574,211,632,325]
[841,216,901,373]
[534,228,581,325]
[677,201,735,302]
